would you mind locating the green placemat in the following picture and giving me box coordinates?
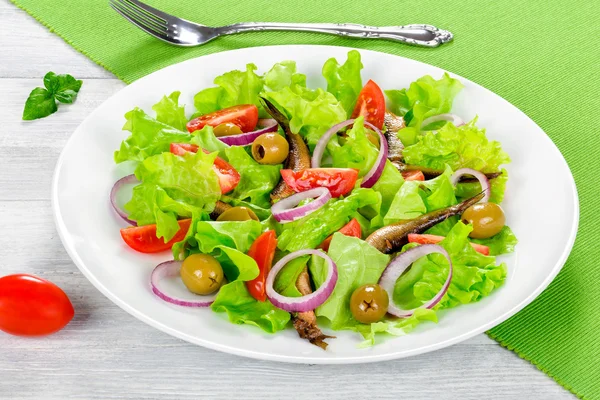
[10,0,600,397]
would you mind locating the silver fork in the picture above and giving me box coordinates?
[109,0,453,48]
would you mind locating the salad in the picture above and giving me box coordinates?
[111,50,517,348]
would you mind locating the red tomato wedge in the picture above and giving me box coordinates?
[0,274,74,336]
[121,219,192,253]
[186,104,259,133]
[351,80,386,130]
[170,143,240,194]
[280,168,359,198]
[319,218,362,251]
[408,233,490,256]
[246,230,278,302]
[401,170,425,181]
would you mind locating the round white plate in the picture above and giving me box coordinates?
[53,45,578,364]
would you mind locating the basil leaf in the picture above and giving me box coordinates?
[22,88,57,120]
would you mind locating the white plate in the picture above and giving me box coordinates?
[53,45,578,364]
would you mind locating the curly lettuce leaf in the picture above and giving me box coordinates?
[261,85,346,149]
[272,255,310,298]
[403,119,510,172]
[152,91,187,131]
[356,308,438,348]
[329,117,403,230]
[223,146,282,209]
[310,234,390,329]
[276,188,380,252]
[395,221,507,310]
[124,151,220,241]
[384,166,457,225]
[455,168,509,204]
[386,73,464,146]
[193,61,306,118]
[114,107,191,163]
[190,125,229,154]
[472,225,518,256]
[322,50,363,116]
[172,217,289,334]
[211,280,290,333]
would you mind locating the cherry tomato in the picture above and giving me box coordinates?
[280,168,359,198]
[120,219,192,253]
[186,104,259,133]
[0,274,74,336]
[351,80,386,130]
[246,230,277,302]
[170,143,240,194]
[401,170,425,181]
[408,233,490,256]
[319,218,362,251]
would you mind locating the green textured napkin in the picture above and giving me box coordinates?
[10,0,600,397]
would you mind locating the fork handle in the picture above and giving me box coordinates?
[216,22,453,47]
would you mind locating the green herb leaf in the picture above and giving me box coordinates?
[22,88,57,120]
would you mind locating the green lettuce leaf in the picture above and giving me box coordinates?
[152,91,187,131]
[386,73,464,146]
[193,63,265,117]
[322,50,363,116]
[310,234,390,329]
[455,168,509,204]
[124,151,220,241]
[261,85,346,149]
[272,255,310,298]
[193,61,306,118]
[395,221,507,310]
[211,280,290,333]
[173,217,289,334]
[264,60,307,91]
[329,117,403,230]
[223,146,282,209]
[189,125,229,154]
[114,107,191,163]
[403,119,511,173]
[276,188,380,252]
[472,225,518,256]
[384,166,457,225]
[356,308,438,348]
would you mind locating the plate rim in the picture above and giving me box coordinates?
[51,44,580,364]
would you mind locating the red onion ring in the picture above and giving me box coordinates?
[451,168,490,203]
[151,260,218,307]
[360,123,387,188]
[266,249,338,312]
[311,119,388,188]
[421,113,465,129]
[379,244,452,318]
[217,118,278,146]
[110,174,138,225]
[271,187,331,223]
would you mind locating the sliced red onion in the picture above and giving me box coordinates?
[379,244,452,318]
[421,113,465,129]
[311,119,356,168]
[110,174,138,225]
[271,187,331,223]
[151,260,218,307]
[360,123,387,188]
[311,119,388,188]
[266,249,338,312]
[451,168,490,203]
[217,118,278,146]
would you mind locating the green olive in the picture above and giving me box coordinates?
[213,123,243,137]
[216,206,259,222]
[180,254,224,295]
[461,202,506,239]
[350,284,389,324]
[251,133,289,164]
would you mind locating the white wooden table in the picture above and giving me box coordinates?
[0,2,573,398]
